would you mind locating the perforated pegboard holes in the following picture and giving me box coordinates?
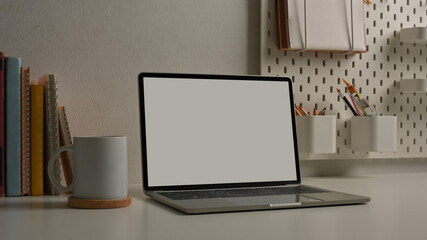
[261,0,427,159]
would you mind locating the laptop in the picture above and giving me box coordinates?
[138,72,370,214]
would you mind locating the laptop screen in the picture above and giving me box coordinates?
[139,73,300,190]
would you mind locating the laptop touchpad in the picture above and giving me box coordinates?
[224,194,306,206]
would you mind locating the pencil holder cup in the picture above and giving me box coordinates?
[296,116,336,153]
[350,116,397,152]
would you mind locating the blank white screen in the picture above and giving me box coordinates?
[144,77,297,187]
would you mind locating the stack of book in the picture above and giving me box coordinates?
[0,52,73,197]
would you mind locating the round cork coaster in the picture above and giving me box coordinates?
[68,195,132,209]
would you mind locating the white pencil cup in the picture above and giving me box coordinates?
[296,116,336,153]
[351,116,397,152]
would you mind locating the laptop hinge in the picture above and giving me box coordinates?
[154,184,302,193]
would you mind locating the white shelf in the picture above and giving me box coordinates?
[400,27,427,44]
[399,79,427,92]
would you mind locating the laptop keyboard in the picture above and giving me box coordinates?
[158,186,328,200]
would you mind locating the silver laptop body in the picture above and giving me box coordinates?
[138,73,370,214]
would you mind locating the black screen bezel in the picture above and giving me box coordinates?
[138,72,301,192]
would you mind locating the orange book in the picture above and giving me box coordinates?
[58,106,73,186]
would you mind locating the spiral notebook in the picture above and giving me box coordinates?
[43,74,61,195]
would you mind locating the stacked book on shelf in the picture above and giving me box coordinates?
[0,51,73,197]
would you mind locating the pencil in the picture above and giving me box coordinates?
[298,105,309,116]
[317,107,327,115]
[295,105,302,116]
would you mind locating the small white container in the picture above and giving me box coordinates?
[400,27,427,44]
[351,116,397,152]
[296,116,336,153]
[399,79,427,92]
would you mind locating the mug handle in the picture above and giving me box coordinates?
[48,145,74,192]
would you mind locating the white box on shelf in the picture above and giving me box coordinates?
[351,116,397,152]
[399,79,427,92]
[400,27,427,44]
[296,116,336,153]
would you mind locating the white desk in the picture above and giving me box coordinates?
[1,172,427,240]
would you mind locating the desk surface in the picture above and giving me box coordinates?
[1,172,427,240]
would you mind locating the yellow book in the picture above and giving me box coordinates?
[30,85,44,195]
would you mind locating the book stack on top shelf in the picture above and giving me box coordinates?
[0,51,73,197]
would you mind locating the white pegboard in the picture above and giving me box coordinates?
[261,0,427,160]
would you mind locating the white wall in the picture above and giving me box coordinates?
[0,0,260,183]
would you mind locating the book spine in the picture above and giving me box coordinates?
[43,75,60,195]
[58,106,73,186]
[5,57,22,197]
[30,85,44,195]
[0,52,4,197]
[21,68,31,196]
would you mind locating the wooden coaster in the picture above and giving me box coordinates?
[68,195,132,209]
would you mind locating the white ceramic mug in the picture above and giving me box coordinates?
[48,136,128,199]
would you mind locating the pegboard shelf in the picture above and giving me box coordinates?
[261,0,427,160]
[400,27,427,44]
[399,79,427,92]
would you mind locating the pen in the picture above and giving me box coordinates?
[342,78,361,99]
[337,88,358,116]
[342,78,367,116]
[313,108,317,115]
[349,94,361,116]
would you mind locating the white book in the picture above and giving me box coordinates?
[285,0,367,52]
